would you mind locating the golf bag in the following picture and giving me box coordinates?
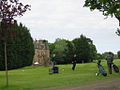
[49,60,59,74]
[98,64,107,76]
[112,63,119,73]
[96,60,107,76]
[49,66,59,74]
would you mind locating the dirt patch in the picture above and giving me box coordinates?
[69,78,120,90]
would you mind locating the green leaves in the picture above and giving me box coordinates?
[73,35,97,63]
[116,28,120,36]
[84,0,120,22]
[49,35,97,64]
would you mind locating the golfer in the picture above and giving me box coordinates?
[51,54,56,68]
[105,52,114,74]
[72,54,77,71]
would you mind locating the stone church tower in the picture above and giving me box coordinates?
[33,40,50,66]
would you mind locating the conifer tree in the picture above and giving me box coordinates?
[0,22,34,70]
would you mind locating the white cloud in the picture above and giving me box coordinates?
[17,0,120,54]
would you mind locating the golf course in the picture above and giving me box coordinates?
[0,59,120,90]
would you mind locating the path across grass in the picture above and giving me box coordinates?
[67,78,120,90]
[0,59,120,90]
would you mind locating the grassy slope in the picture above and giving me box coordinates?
[0,59,120,90]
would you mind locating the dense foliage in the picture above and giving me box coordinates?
[73,35,97,63]
[117,51,120,59]
[0,0,30,19]
[50,38,69,64]
[49,35,97,64]
[65,40,75,64]
[96,53,103,60]
[0,21,34,70]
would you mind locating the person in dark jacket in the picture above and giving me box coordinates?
[72,54,77,71]
[105,52,114,74]
[51,54,56,68]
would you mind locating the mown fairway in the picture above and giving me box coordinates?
[0,59,120,90]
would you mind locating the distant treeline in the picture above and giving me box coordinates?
[49,35,120,64]
[49,35,97,64]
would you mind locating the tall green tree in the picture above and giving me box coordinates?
[49,36,97,64]
[117,51,120,59]
[72,35,97,63]
[49,39,75,64]
[73,35,89,63]
[86,37,97,61]
[89,44,97,61]
[49,43,55,55]
[0,22,34,70]
[0,0,31,86]
[65,40,75,64]
[51,38,68,64]
[96,53,103,60]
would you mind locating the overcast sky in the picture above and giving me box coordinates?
[17,0,120,54]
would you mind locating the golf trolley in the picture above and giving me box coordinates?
[49,60,59,74]
[49,66,59,75]
[112,63,119,73]
[96,60,107,76]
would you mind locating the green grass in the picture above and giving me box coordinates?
[0,59,120,90]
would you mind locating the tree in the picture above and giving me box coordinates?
[49,39,75,64]
[0,0,30,86]
[0,0,31,67]
[49,43,55,55]
[0,0,30,43]
[96,53,103,60]
[0,0,30,20]
[72,35,97,63]
[52,38,68,64]
[65,40,75,64]
[0,22,34,70]
[86,37,97,61]
[84,0,120,34]
[49,36,97,64]
[117,51,120,59]
[89,44,97,61]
